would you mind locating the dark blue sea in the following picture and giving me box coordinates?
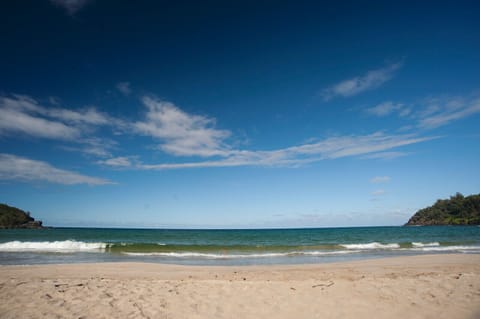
[1,226,479,265]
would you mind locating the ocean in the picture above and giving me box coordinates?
[0,226,479,265]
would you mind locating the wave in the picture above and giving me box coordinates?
[302,250,361,256]
[122,250,361,259]
[1,240,478,257]
[340,242,400,250]
[412,242,440,247]
[340,242,480,252]
[410,245,480,252]
[118,242,166,247]
[123,252,288,259]
[0,240,107,252]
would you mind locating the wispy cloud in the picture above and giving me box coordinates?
[116,82,132,96]
[371,189,386,196]
[321,62,402,101]
[50,0,92,15]
[0,95,111,137]
[365,94,480,129]
[361,151,408,160]
[97,156,133,167]
[0,95,121,157]
[0,95,81,140]
[417,96,480,129]
[0,106,80,140]
[106,95,431,169]
[1,93,438,174]
[0,153,113,185]
[365,101,409,117]
[46,107,111,126]
[137,132,436,170]
[61,138,118,158]
[370,176,390,183]
[134,96,231,157]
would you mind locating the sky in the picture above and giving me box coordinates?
[0,0,479,228]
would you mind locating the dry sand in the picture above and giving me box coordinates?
[1,254,479,319]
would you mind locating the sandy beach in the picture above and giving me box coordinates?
[1,254,479,319]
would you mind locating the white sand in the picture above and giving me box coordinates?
[1,254,479,319]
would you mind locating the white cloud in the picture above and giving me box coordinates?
[138,132,436,170]
[0,95,121,157]
[50,0,91,15]
[417,96,480,129]
[370,176,391,183]
[0,93,439,174]
[286,132,433,160]
[77,95,432,169]
[0,95,112,137]
[0,153,113,185]
[98,156,132,167]
[321,62,402,101]
[134,96,231,157]
[46,107,111,125]
[366,94,480,130]
[73,138,118,158]
[0,103,80,140]
[371,189,386,196]
[116,82,132,96]
[365,101,407,117]
[361,151,408,160]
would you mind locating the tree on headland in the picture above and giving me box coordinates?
[0,203,44,229]
[405,193,480,226]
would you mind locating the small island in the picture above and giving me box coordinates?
[405,193,480,226]
[0,203,44,229]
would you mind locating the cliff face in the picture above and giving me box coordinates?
[0,204,44,229]
[406,193,480,226]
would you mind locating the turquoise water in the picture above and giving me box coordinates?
[0,226,479,265]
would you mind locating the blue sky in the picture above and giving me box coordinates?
[0,0,479,228]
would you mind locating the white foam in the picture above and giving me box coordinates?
[412,242,440,248]
[123,250,360,259]
[303,250,361,256]
[0,240,107,252]
[413,245,480,252]
[122,252,288,259]
[341,242,400,250]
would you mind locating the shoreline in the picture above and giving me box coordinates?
[1,252,480,273]
[1,254,479,318]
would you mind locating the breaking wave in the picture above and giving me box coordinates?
[412,242,440,247]
[1,240,478,258]
[0,240,107,252]
[122,250,361,259]
[410,245,480,252]
[340,242,400,249]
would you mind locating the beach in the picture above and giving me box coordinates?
[1,254,479,319]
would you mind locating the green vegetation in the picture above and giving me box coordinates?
[406,193,480,226]
[0,203,44,229]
